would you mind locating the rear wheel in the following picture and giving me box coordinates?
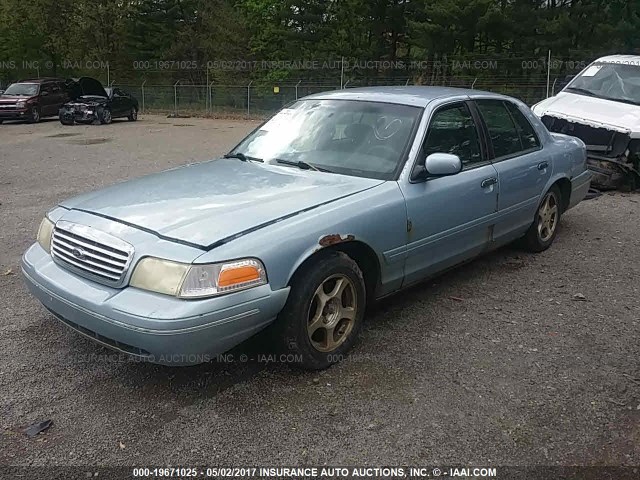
[127,107,138,121]
[275,251,366,370]
[522,185,562,252]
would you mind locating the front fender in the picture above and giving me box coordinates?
[192,181,408,298]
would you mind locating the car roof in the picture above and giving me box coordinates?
[17,77,65,83]
[594,54,640,64]
[302,86,510,107]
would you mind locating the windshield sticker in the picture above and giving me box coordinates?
[582,65,602,77]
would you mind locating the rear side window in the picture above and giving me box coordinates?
[505,102,541,150]
[476,100,523,159]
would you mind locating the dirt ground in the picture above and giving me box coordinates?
[0,115,638,469]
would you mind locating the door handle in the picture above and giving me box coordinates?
[537,161,549,170]
[481,177,497,188]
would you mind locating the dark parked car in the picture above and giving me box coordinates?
[59,77,139,125]
[0,78,71,123]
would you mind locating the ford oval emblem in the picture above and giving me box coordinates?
[72,247,87,260]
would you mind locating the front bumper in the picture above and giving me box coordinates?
[59,108,97,123]
[22,243,290,365]
[0,108,29,120]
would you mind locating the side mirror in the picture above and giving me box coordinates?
[425,153,462,176]
[41,91,49,96]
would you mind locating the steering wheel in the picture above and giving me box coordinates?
[374,116,403,140]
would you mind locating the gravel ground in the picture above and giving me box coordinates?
[0,115,638,468]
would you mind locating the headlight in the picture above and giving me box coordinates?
[129,257,267,298]
[37,217,54,253]
[16,100,27,108]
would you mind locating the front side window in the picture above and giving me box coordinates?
[422,103,482,167]
[476,100,522,159]
[231,99,422,180]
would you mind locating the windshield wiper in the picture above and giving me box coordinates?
[274,158,333,173]
[223,152,263,162]
[565,87,598,97]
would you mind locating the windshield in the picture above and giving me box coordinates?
[565,62,640,105]
[3,83,39,96]
[231,99,422,180]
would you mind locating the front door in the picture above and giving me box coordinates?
[400,101,499,286]
[39,83,55,116]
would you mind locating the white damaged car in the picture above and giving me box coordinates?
[532,55,640,190]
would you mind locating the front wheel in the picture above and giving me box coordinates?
[98,108,112,125]
[28,107,41,123]
[127,107,138,121]
[275,251,366,370]
[522,185,562,252]
[59,111,74,125]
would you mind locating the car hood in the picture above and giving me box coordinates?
[59,158,384,249]
[0,94,32,103]
[68,76,108,99]
[532,91,640,134]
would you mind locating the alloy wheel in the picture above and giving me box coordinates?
[307,274,357,352]
[537,191,559,242]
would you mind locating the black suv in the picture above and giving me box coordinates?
[0,78,71,123]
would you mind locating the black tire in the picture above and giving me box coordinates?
[0,120,4,124]
[98,107,112,125]
[522,185,562,253]
[27,107,41,123]
[59,112,74,125]
[127,107,138,121]
[274,251,366,370]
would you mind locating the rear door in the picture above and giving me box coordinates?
[400,101,499,285]
[52,81,67,110]
[474,99,551,244]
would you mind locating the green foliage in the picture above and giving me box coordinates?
[1,0,639,88]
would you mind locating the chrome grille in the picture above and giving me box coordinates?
[51,221,134,285]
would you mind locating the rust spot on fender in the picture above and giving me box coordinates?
[319,233,355,247]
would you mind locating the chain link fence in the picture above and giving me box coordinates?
[109,75,559,117]
[1,54,585,116]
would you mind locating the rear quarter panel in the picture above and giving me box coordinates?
[518,99,588,205]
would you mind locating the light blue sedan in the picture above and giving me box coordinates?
[22,87,591,369]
